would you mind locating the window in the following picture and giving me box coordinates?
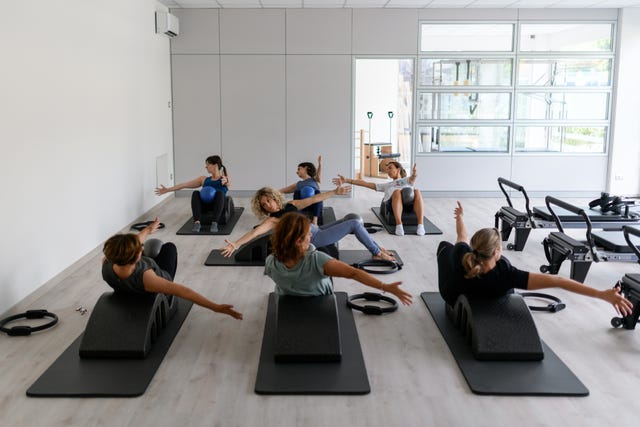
[417,21,614,154]
[519,23,613,52]
[420,24,514,52]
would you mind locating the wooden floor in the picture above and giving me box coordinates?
[2,189,639,427]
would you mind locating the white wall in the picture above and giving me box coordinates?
[0,1,174,314]
[170,7,636,196]
[609,8,640,196]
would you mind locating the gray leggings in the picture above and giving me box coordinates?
[310,219,380,255]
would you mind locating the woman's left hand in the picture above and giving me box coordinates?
[385,281,413,306]
[603,285,634,316]
[220,239,237,257]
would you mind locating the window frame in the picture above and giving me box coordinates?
[415,19,616,156]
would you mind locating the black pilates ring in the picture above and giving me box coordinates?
[130,221,166,231]
[347,292,398,315]
[0,310,59,336]
[519,292,566,313]
[363,222,384,234]
[352,259,401,275]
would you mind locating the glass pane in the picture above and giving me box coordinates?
[418,126,509,153]
[418,92,511,120]
[515,126,606,153]
[518,59,611,87]
[516,92,609,120]
[354,58,414,175]
[420,24,514,52]
[520,24,613,52]
[419,59,512,86]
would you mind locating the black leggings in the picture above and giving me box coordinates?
[154,242,178,280]
[191,190,226,223]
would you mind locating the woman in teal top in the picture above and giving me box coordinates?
[264,212,413,306]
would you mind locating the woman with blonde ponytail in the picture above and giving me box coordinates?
[437,201,633,317]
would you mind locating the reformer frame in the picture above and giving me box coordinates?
[494,177,640,252]
[539,196,639,283]
[610,226,640,329]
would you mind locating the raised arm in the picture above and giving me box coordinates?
[315,155,322,184]
[137,217,161,243]
[408,164,418,186]
[220,217,278,257]
[155,176,205,196]
[527,273,633,316]
[454,201,469,244]
[332,175,377,190]
[142,270,242,319]
[288,185,351,211]
[323,259,413,306]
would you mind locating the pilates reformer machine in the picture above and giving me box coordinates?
[539,196,640,283]
[495,177,640,251]
[609,226,640,329]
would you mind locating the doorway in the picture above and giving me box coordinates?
[354,58,414,179]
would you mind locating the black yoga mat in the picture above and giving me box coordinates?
[254,292,370,395]
[371,207,442,235]
[176,207,244,235]
[26,298,193,397]
[421,292,589,396]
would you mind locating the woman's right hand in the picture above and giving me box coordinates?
[335,184,351,196]
[384,282,413,306]
[155,185,169,196]
[220,239,237,258]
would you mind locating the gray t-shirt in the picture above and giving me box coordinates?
[102,256,171,294]
[264,245,334,297]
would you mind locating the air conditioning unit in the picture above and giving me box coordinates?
[155,12,179,37]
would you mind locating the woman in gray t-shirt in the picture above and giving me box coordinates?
[102,218,243,320]
[264,212,413,306]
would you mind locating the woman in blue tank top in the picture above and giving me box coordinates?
[280,155,323,224]
[155,155,230,232]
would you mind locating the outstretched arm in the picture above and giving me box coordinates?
[155,176,205,196]
[332,175,377,190]
[527,273,633,316]
[142,270,243,319]
[323,259,413,305]
[454,201,469,244]
[220,217,278,257]
[279,182,297,194]
[315,155,322,184]
[288,185,351,211]
[137,217,161,243]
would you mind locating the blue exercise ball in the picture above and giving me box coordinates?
[200,186,216,203]
[299,185,316,199]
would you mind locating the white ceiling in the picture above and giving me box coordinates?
[159,0,640,9]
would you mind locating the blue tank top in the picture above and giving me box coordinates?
[203,176,228,195]
[294,178,319,199]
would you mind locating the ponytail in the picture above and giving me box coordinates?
[461,228,501,279]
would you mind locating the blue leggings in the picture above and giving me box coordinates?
[310,219,380,256]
